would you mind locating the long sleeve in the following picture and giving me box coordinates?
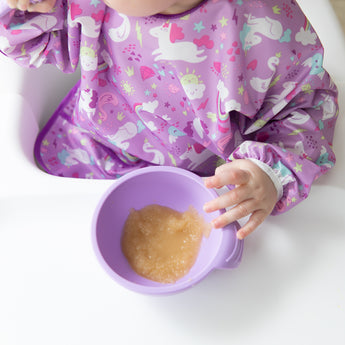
[0,0,80,72]
[1,0,337,208]
[229,51,338,214]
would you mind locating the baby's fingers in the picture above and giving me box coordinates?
[236,210,267,240]
[7,0,56,12]
[204,166,249,189]
[204,185,249,213]
[28,0,56,13]
[211,198,256,229]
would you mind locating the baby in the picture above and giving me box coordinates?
[0,0,339,239]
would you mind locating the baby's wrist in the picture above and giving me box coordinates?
[246,158,284,201]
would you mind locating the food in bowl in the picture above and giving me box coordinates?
[121,204,211,284]
[92,166,243,295]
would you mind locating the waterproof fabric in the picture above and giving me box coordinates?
[0,0,338,214]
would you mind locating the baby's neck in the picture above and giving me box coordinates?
[160,0,205,15]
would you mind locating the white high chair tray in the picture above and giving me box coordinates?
[1,1,344,344]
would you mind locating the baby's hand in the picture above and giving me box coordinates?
[203,159,278,240]
[7,0,56,12]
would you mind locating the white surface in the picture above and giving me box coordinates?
[1,1,345,344]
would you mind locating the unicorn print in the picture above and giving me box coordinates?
[68,14,101,38]
[2,0,337,220]
[179,143,214,170]
[240,14,283,51]
[143,141,165,165]
[17,43,49,67]
[321,94,337,120]
[249,55,280,93]
[302,53,325,79]
[12,14,57,32]
[216,80,241,133]
[97,155,115,173]
[79,89,98,120]
[266,81,298,115]
[134,101,159,132]
[106,122,138,150]
[316,146,335,169]
[108,13,131,43]
[287,111,311,125]
[57,144,93,166]
[149,23,207,63]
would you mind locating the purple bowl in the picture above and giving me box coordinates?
[92,166,243,295]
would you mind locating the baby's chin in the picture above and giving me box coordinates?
[103,0,201,17]
[102,2,168,17]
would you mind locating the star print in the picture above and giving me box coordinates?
[220,32,227,41]
[211,24,217,31]
[145,90,151,96]
[294,163,303,173]
[164,102,170,108]
[238,73,244,82]
[238,85,244,95]
[219,16,229,28]
[151,83,157,89]
[90,0,100,8]
[194,21,205,33]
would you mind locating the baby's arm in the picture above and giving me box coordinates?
[205,76,338,239]
[204,13,338,240]
[0,0,79,72]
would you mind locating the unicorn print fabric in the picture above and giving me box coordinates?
[0,0,339,214]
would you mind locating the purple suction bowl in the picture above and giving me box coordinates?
[92,166,244,295]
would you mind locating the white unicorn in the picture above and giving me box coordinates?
[108,13,131,43]
[79,89,97,120]
[249,55,280,93]
[267,81,298,115]
[179,143,214,170]
[59,144,92,166]
[15,14,57,32]
[241,14,283,50]
[68,13,101,38]
[143,141,165,165]
[321,94,337,120]
[106,122,138,150]
[149,23,207,63]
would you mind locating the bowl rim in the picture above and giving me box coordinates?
[91,166,224,295]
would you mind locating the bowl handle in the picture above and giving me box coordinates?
[214,222,244,269]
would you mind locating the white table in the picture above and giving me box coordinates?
[1,1,344,344]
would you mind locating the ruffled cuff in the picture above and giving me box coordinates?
[229,141,297,207]
[247,158,284,201]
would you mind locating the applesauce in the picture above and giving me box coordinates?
[121,204,211,284]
